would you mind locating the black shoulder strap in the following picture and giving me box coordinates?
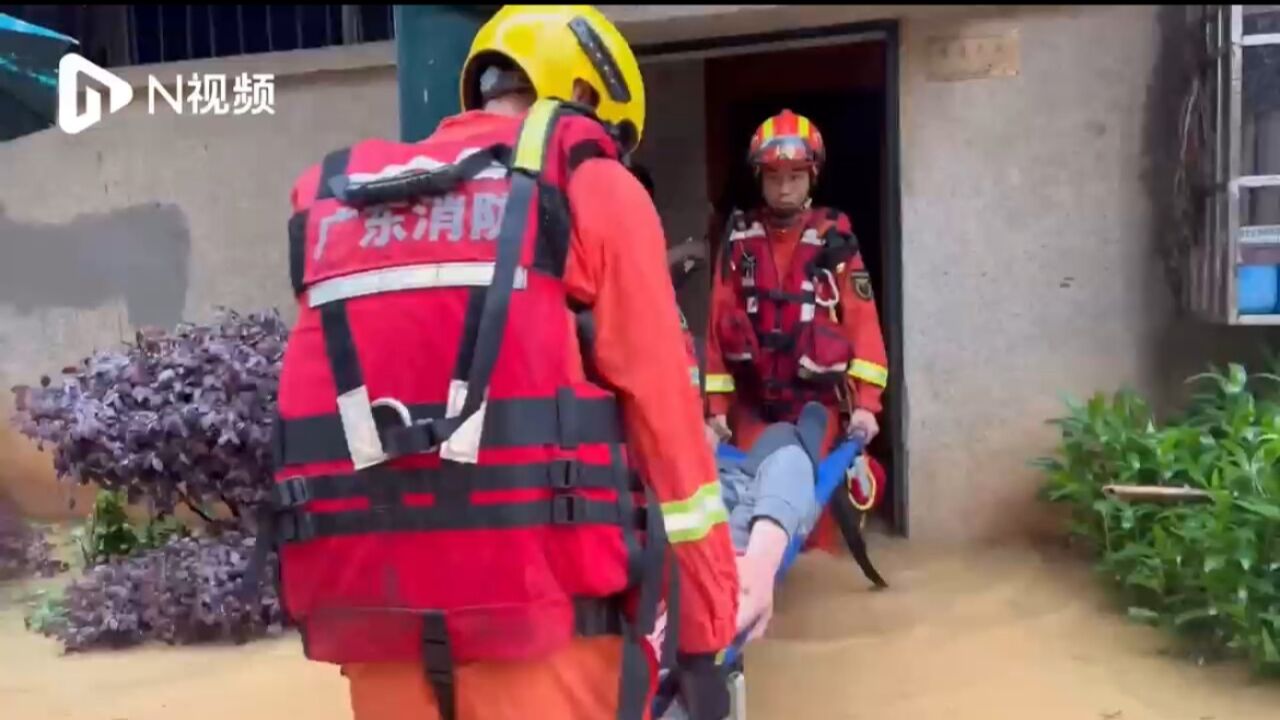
[817,210,860,271]
[427,99,563,445]
[288,147,351,296]
[718,209,745,279]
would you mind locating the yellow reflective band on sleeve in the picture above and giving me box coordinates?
[661,481,730,545]
[848,359,889,388]
[705,373,735,394]
[514,99,559,173]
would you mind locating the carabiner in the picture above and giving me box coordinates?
[814,268,840,309]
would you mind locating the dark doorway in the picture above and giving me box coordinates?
[699,36,904,532]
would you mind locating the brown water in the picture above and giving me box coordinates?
[4,538,1280,720]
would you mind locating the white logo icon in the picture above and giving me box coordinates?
[57,53,134,135]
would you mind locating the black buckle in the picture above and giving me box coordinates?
[760,331,793,351]
[276,512,315,543]
[550,460,578,490]
[274,477,310,509]
[573,596,625,637]
[552,494,587,524]
[381,420,442,458]
[422,641,452,676]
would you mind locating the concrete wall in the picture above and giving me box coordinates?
[897,6,1277,541]
[899,7,1170,540]
[4,6,1277,538]
[0,46,399,519]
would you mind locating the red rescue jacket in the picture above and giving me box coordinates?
[268,101,672,709]
[714,207,861,422]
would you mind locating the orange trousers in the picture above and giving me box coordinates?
[344,636,654,720]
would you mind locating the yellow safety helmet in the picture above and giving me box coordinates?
[461,5,646,153]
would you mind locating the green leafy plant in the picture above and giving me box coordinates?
[23,589,67,635]
[74,490,190,567]
[1037,362,1280,675]
[80,490,137,565]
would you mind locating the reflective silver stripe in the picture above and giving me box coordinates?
[799,355,849,376]
[801,280,816,321]
[801,229,823,246]
[337,384,388,470]
[308,262,528,307]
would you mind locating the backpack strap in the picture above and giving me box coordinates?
[313,99,562,473]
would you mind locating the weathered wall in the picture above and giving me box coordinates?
[0,47,399,518]
[898,6,1171,541]
[894,6,1280,541]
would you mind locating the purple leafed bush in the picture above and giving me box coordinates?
[29,532,284,651]
[0,502,68,581]
[9,310,289,651]
[11,309,288,525]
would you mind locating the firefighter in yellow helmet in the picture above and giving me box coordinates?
[309,6,739,720]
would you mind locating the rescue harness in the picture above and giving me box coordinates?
[716,208,861,422]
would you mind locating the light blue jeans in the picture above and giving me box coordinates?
[716,443,819,552]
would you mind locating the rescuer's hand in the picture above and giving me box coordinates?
[847,409,879,443]
[708,415,732,442]
[704,422,721,453]
[676,652,731,720]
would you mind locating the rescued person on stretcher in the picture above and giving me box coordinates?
[714,404,827,642]
[650,389,829,648]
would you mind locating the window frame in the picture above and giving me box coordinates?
[1190,5,1280,324]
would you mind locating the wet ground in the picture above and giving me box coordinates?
[4,537,1280,720]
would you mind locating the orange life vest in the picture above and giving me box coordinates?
[715,207,859,422]
[265,100,671,720]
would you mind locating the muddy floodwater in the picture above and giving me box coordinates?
[5,539,1280,720]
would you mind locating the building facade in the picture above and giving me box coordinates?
[2,5,1273,541]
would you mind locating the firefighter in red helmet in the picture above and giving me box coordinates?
[705,108,889,513]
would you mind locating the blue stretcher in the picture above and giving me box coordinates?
[651,435,886,719]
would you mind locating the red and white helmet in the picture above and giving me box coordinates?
[748,109,826,177]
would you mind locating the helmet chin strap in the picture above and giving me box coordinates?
[764,197,812,226]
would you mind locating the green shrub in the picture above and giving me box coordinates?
[73,490,190,567]
[1037,363,1280,675]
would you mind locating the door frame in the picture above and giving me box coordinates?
[635,20,910,537]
